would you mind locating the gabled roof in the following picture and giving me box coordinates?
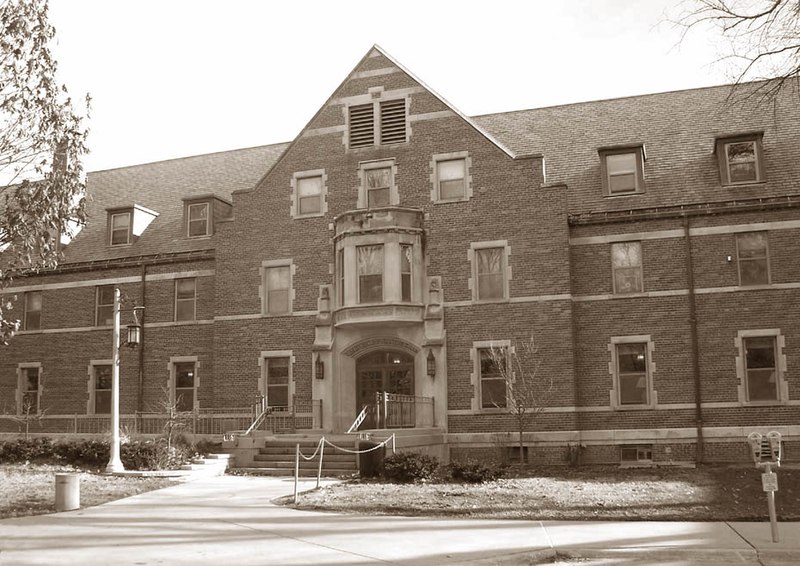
[62,143,288,263]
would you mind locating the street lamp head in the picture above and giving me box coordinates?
[125,306,145,348]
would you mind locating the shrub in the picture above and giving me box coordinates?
[0,437,54,463]
[0,436,196,470]
[121,437,194,471]
[194,438,222,456]
[383,451,440,483]
[53,439,109,468]
[447,459,505,483]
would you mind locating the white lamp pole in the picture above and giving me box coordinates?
[105,287,125,473]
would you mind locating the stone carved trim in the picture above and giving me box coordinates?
[343,336,421,359]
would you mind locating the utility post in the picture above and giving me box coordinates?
[747,431,782,542]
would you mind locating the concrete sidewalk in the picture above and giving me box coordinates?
[0,475,798,566]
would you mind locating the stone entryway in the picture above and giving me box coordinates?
[356,350,414,429]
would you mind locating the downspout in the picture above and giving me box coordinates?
[683,216,704,463]
[137,263,147,414]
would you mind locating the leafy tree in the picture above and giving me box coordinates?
[675,0,800,99]
[488,336,554,463]
[0,0,89,345]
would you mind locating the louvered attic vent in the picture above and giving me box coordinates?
[349,103,374,148]
[379,99,406,145]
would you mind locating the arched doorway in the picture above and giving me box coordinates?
[356,350,414,429]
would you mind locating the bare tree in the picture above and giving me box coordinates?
[1,374,47,440]
[674,0,800,100]
[488,336,554,463]
[1,0,90,345]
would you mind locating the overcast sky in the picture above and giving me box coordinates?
[46,0,726,173]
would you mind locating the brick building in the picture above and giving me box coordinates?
[2,46,798,465]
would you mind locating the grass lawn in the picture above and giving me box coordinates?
[292,465,800,521]
[0,464,178,519]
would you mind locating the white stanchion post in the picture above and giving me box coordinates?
[317,438,325,489]
[293,443,300,504]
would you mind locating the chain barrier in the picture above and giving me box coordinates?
[321,435,395,454]
[297,438,324,461]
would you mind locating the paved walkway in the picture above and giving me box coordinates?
[0,475,798,565]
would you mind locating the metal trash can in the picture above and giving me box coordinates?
[55,473,80,512]
[358,440,385,478]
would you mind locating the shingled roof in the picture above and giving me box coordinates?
[474,80,800,214]
[62,143,288,263]
[59,78,800,265]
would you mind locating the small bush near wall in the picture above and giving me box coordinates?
[446,459,505,483]
[383,452,440,483]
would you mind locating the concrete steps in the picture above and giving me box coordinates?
[179,454,232,477]
[240,439,358,477]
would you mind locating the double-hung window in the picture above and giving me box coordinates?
[23,291,42,330]
[262,260,293,315]
[93,364,112,414]
[357,245,384,303]
[297,176,322,215]
[401,244,412,302]
[175,278,197,321]
[736,232,769,286]
[431,152,471,203]
[366,167,392,207]
[599,146,645,196]
[611,242,643,294]
[717,134,765,185]
[292,170,326,218]
[109,212,131,245]
[616,343,649,405]
[20,365,40,414]
[358,159,397,208]
[472,242,509,301]
[173,362,196,412]
[479,347,507,409]
[187,202,210,237]
[610,337,656,408]
[96,286,115,326]
[437,159,466,200]
[743,336,778,402]
[264,357,290,407]
[737,330,786,404]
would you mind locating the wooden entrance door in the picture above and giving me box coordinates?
[356,350,414,429]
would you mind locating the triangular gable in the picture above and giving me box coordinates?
[371,45,518,159]
[244,45,528,194]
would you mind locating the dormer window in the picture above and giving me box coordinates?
[187,202,210,237]
[107,204,158,247]
[110,211,131,245]
[716,133,765,185]
[182,195,231,237]
[599,145,646,196]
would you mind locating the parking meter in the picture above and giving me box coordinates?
[766,431,782,463]
[747,432,763,464]
[746,430,782,543]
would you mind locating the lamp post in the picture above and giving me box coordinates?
[105,288,144,474]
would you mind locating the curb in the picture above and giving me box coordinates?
[551,547,759,564]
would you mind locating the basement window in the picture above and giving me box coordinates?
[620,445,652,464]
